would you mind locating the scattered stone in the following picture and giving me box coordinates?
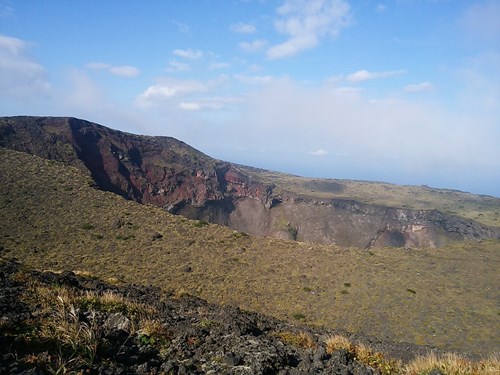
[151,232,163,240]
[112,218,125,229]
[105,312,131,332]
[0,259,446,375]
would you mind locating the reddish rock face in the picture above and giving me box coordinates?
[1,116,498,249]
[0,116,274,212]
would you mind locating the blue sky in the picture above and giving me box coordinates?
[1,0,499,197]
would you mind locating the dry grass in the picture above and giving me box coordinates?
[325,334,353,353]
[1,148,499,357]
[273,331,317,349]
[325,334,401,374]
[326,334,500,375]
[138,319,169,337]
[404,352,500,375]
[13,273,163,372]
[36,295,101,370]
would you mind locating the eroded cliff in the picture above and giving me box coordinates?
[1,116,498,248]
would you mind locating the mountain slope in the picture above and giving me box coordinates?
[1,115,499,249]
[1,147,499,356]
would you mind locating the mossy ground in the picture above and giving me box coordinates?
[1,148,499,357]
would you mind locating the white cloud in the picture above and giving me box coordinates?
[454,51,500,115]
[86,62,140,77]
[86,62,110,70]
[267,0,351,59]
[172,48,203,60]
[108,65,140,77]
[249,64,263,73]
[0,34,50,99]
[166,60,190,72]
[310,149,329,156]
[375,3,387,13]
[179,102,201,111]
[404,81,433,93]
[239,39,268,52]
[172,21,189,34]
[234,74,274,85]
[52,69,148,134]
[346,69,406,83]
[63,69,107,110]
[267,36,317,59]
[209,62,230,70]
[136,78,208,108]
[178,96,239,112]
[230,23,256,34]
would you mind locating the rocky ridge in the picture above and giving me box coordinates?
[1,115,499,248]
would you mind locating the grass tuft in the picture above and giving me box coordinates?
[404,352,500,375]
[272,331,317,349]
[325,334,353,353]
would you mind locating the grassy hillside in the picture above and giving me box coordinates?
[241,167,500,227]
[1,147,499,357]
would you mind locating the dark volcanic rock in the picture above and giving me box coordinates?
[1,115,499,249]
[0,259,437,374]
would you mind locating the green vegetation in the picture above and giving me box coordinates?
[192,220,210,228]
[292,313,306,321]
[1,148,499,357]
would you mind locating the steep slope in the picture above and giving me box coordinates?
[1,147,499,356]
[1,115,499,248]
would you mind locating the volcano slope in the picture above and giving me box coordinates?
[1,147,499,358]
[1,116,499,249]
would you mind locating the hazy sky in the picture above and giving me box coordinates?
[1,0,499,197]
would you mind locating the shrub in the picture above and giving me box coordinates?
[292,312,305,320]
[115,234,135,240]
[192,220,209,228]
[287,224,298,240]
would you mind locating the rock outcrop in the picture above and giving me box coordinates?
[1,116,498,248]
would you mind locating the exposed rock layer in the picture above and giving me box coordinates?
[1,116,498,248]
